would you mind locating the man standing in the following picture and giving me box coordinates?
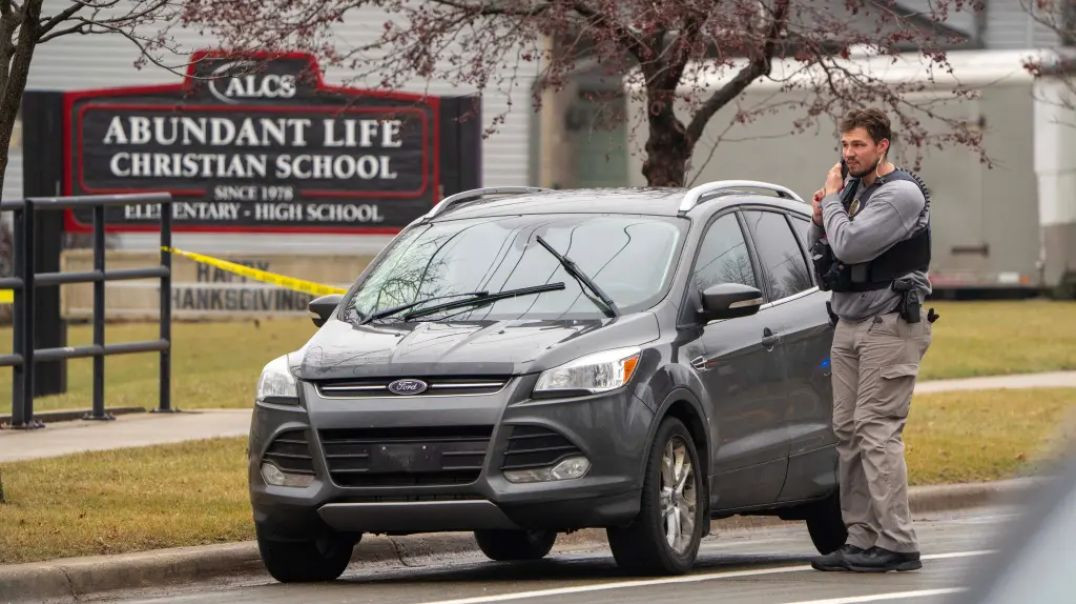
[809,108,934,573]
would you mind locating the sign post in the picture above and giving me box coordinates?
[22,91,67,396]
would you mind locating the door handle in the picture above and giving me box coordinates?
[761,327,779,350]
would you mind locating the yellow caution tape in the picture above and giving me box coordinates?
[0,289,11,304]
[163,246,347,298]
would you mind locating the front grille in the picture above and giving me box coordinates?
[315,376,509,398]
[319,426,493,487]
[263,429,314,474]
[501,425,583,471]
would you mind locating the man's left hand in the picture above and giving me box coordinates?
[824,162,844,196]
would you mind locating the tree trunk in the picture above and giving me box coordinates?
[0,0,42,195]
[641,98,693,187]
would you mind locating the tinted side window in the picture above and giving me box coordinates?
[789,214,816,286]
[692,214,757,292]
[743,211,813,300]
[789,214,813,250]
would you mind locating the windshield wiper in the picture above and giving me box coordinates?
[359,290,489,325]
[402,282,566,321]
[534,236,619,318]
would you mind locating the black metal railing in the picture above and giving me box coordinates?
[0,193,173,428]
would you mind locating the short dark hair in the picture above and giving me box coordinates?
[840,108,892,145]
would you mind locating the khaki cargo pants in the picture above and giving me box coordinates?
[831,310,931,553]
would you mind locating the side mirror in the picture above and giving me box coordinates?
[699,283,764,322]
[308,294,343,327]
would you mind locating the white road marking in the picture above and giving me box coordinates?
[778,588,965,604]
[923,550,995,560]
[948,514,1018,525]
[703,537,798,548]
[412,550,994,604]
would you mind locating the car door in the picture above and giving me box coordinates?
[741,209,836,503]
[688,210,789,510]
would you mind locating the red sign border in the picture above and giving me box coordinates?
[62,50,442,235]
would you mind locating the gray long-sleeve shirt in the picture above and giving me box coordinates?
[808,173,931,322]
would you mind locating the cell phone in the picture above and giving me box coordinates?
[840,158,849,180]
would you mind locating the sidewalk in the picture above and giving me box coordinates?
[0,409,250,463]
[1,371,1074,463]
[913,370,1076,394]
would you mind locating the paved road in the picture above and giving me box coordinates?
[95,506,1009,604]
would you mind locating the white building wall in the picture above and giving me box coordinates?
[983,0,1062,49]
[897,0,1062,49]
[10,1,538,253]
[896,0,979,39]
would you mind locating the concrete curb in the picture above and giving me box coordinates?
[0,476,1040,603]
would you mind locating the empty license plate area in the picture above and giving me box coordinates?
[370,443,442,473]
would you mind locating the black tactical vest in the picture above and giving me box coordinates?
[831,169,931,293]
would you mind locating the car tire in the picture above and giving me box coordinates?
[607,417,705,575]
[256,526,359,583]
[805,491,847,555]
[474,529,557,561]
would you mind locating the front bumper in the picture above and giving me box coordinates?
[249,375,653,538]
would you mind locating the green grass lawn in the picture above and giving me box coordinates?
[918,299,1076,380]
[1,386,1073,564]
[0,437,250,564]
[0,299,1074,415]
[905,387,1076,484]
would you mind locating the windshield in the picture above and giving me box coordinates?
[344,214,686,322]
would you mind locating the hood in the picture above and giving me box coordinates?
[290,313,660,380]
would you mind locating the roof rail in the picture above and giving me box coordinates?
[423,186,549,221]
[678,180,804,215]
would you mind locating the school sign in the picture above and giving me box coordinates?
[60,51,480,233]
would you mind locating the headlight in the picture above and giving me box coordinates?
[533,347,641,396]
[256,355,298,404]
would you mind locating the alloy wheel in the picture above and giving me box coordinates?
[659,436,698,554]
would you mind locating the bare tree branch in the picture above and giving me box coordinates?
[429,0,554,18]
[685,0,790,144]
[37,0,86,36]
[570,1,648,62]
[36,22,85,43]
[53,16,190,76]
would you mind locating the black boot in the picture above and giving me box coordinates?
[844,547,922,572]
[810,544,864,571]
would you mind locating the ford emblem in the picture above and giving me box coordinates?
[387,379,429,396]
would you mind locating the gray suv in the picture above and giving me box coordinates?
[250,182,844,582]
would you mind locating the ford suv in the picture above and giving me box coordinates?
[250,182,844,582]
